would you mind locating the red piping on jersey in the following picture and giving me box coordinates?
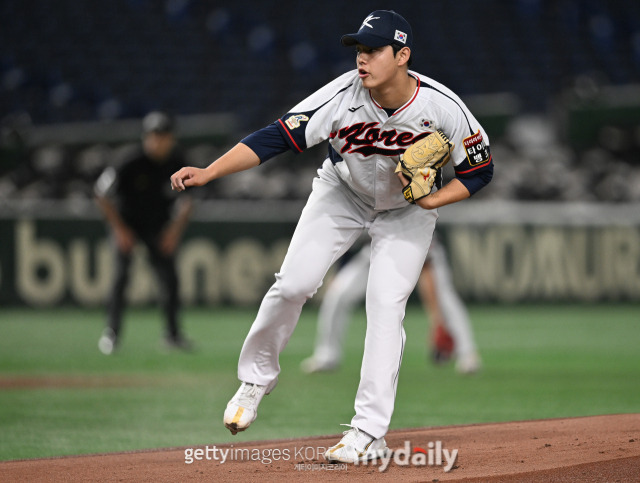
[368,73,420,115]
[394,74,420,115]
[369,92,382,109]
[455,155,492,174]
[278,119,303,152]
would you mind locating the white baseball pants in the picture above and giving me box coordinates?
[310,236,477,365]
[426,238,478,358]
[237,161,437,439]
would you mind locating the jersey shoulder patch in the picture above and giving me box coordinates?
[463,130,490,166]
[284,114,309,130]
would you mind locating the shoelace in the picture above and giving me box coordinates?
[339,423,356,436]
[338,424,374,451]
[236,383,262,407]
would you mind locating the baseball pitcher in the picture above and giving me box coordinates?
[170,9,493,464]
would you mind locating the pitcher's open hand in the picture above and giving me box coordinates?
[170,167,208,191]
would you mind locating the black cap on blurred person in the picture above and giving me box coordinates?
[142,111,175,134]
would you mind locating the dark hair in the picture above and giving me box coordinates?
[392,44,412,66]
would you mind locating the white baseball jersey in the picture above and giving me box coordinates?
[277,69,492,210]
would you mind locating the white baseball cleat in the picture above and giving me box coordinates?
[98,328,117,355]
[456,351,482,374]
[299,356,339,374]
[223,380,276,435]
[324,425,390,463]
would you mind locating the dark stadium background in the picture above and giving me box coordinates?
[1,0,640,308]
[2,0,640,203]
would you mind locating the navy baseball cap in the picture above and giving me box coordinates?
[341,10,412,50]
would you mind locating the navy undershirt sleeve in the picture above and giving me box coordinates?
[241,122,292,163]
[455,162,494,196]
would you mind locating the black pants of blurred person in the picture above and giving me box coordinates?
[107,232,181,341]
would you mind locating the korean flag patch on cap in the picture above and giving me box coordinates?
[394,30,407,44]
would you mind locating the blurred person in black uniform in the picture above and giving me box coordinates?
[95,111,193,354]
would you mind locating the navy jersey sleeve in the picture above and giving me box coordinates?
[241,122,294,163]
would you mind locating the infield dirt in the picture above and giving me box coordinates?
[1,413,638,482]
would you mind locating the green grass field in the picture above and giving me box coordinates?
[0,303,638,461]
